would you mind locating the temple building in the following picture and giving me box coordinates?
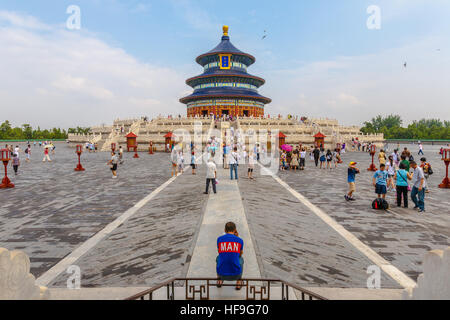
[180,26,271,117]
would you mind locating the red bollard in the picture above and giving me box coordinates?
[74,145,85,171]
[149,141,153,154]
[0,149,14,188]
[367,145,377,171]
[439,149,450,189]
[111,143,116,153]
[133,146,139,158]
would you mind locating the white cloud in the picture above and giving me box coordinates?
[0,11,187,128]
[0,10,50,30]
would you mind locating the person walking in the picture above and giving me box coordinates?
[118,146,124,164]
[410,161,426,212]
[170,148,178,177]
[25,144,31,162]
[386,155,396,191]
[42,147,51,162]
[248,151,256,179]
[191,151,196,175]
[394,162,411,208]
[313,146,320,167]
[345,161,359,201]
[107,151,119,179]
[319,148,326,169]
[326,149,333,170]
[418,143,424,155]
[229,147,239,180]
[204,158,217,194]
[11,153,20,175]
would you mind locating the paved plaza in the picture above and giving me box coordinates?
[1,142,449,295]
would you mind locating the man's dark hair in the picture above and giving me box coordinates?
[225,222,236,233]
[401,155,406,160]
[380,163,386,168]
[410,160,417,166]
[420,157,426,162]
[399,162,406,170]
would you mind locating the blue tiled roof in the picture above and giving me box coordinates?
[207,35,246,55]
[196,35,255,66]
[180,87,271,104]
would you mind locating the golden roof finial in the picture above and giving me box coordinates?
[223,25,229,36]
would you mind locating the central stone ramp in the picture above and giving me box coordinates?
[187,168,261,280]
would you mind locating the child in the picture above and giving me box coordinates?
[345,162,359,201]
[373,164,388,199]
[42,147,51,162]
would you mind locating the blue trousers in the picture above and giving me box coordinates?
[411,186,425,210]
[230,164,238,180]
[216,256,244,280]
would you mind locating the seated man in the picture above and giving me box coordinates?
[216,222,244,290]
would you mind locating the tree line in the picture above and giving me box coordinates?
[0,120,91,140]
[360,115,450,140]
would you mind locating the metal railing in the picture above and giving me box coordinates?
[125,278,327,300]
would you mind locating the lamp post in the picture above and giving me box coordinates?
[368,145,377,171]
[111,143,116,153]
[439,148,450,189]
[0,149,14,188]
[133,146,139,158]
[149,141,154,154]
[74,145,85,171]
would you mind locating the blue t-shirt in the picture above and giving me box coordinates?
[347,168,358,183]
[217,234,244,276]
[396,169,408,187]
[373,170,388,186]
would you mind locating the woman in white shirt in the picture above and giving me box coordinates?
[386,155,396,191]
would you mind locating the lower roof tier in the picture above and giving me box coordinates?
[180,87,271,104]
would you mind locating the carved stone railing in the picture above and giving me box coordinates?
[0,248,50,300]
[125,278,326,301]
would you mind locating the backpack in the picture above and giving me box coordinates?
[25,148,28,154]
[372,198,389,210]
[426,163,433,175]
[409,155,414,162]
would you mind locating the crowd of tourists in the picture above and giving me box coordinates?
[347,145,434,213]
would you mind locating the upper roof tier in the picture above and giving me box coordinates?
[196,26,256,67]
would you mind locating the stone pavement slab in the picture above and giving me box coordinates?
[187,168,261,279]
[276,144,449,282]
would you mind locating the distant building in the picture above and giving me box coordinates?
[180,26,271,117]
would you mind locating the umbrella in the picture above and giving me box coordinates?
[281,144,293,152]
[44,144,54,149]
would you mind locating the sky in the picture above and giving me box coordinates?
[0,0,449,129]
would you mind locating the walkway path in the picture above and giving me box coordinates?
[187,168,261,279]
